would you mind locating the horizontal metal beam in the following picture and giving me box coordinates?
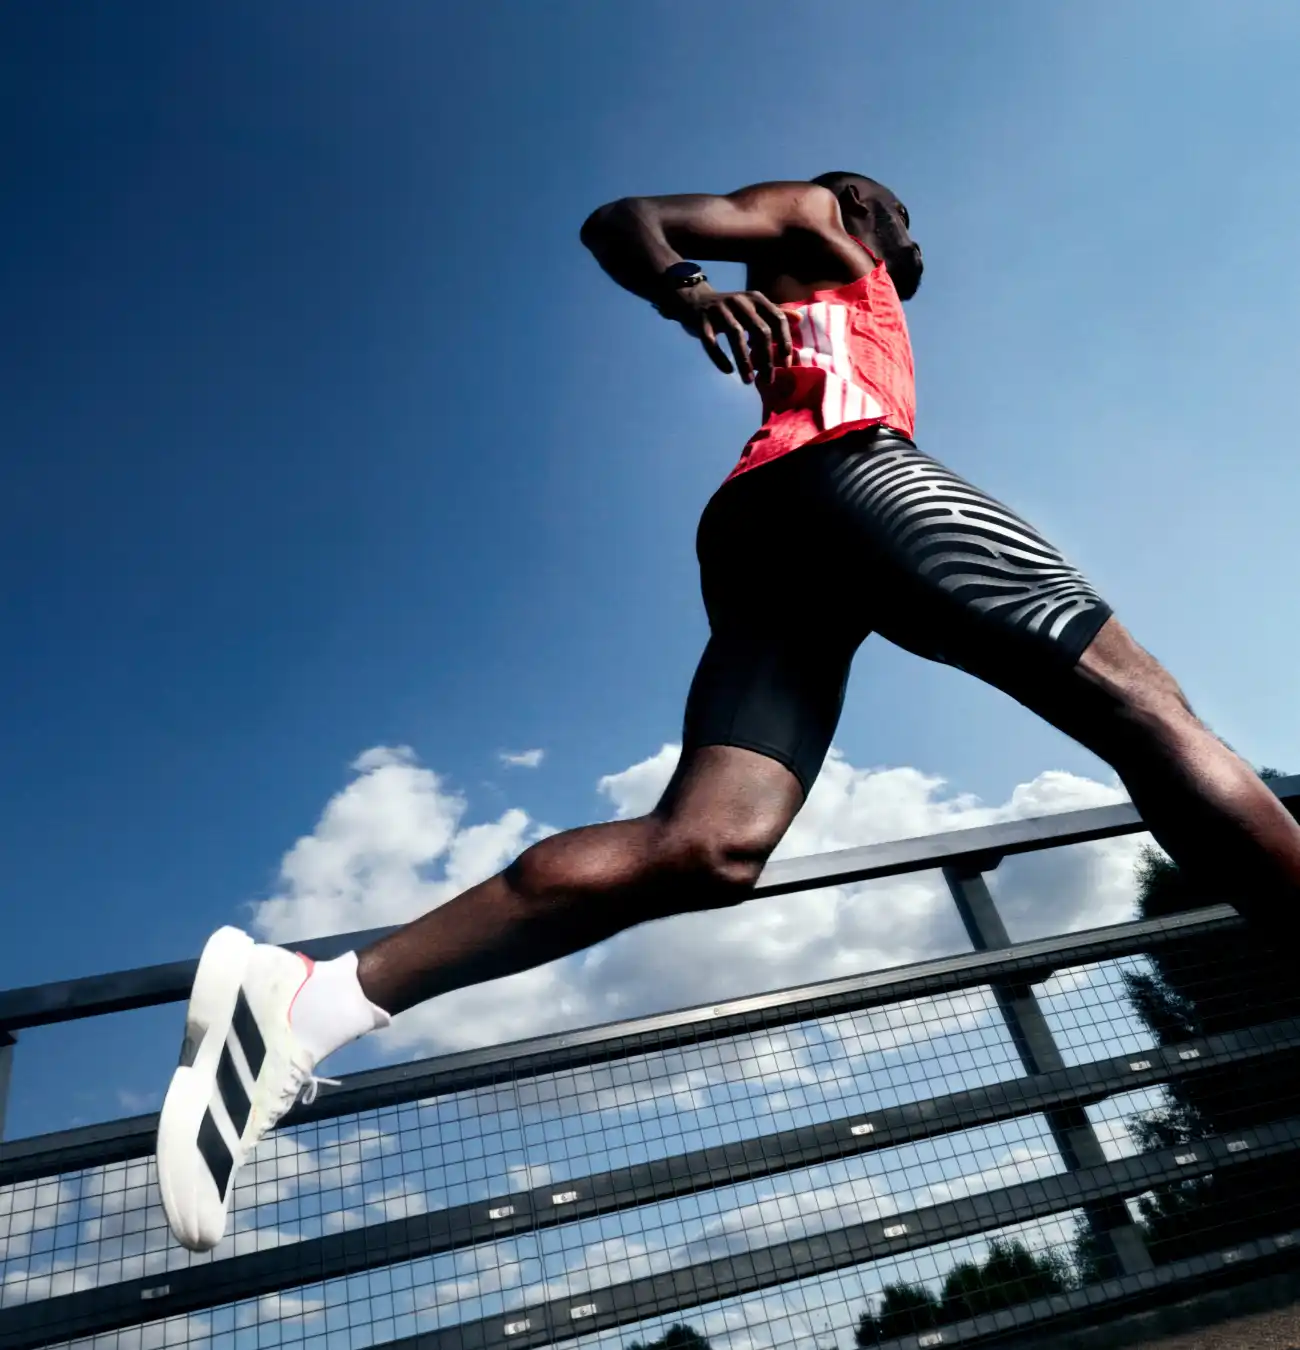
[870,1228,1300,1350]
[0,1111,159,1187]
[5,1013,1296,1350]
[0,928,397,1033]
[0,904,1243,1179]
[303,1116,1300,1350]
[5,774,1296,1034]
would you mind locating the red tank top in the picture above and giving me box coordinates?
[724,258,915,483]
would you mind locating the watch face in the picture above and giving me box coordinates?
[665,261,705,283]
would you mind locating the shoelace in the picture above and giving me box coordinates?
[260,1062,342,1139]
[295,1071,341,1106]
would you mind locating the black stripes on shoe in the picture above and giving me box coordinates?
[196,988,265,1199]
[197,1108,234,1200]
[231,990,266,1077]
[216,1043,251,1136]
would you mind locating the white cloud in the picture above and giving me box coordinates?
[240,1293,324,1331]
[500,748,545,769]
[248,742,1148,1062]
[915,1143,1060,1209]
[250,745,555,943]
[595,744,679,817]
[115,1089,159,1115]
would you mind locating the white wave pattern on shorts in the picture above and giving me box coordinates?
[833,442,1106,643]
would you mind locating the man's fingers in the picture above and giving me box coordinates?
[687,297,786,382]
[713,306,755,383]
[730,296,775,384]
[753,294,793,369]
[698,317,734,374]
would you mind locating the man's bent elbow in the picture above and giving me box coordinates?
[579,197,645,250]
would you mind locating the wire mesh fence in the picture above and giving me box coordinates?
[4,933,1300,1350]
[5,789,1300,1350]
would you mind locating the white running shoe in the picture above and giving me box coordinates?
[156,927,338,1252]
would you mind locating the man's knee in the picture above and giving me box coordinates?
[503,811,781,921]
[640,746,803,911]
[648,817,782,910]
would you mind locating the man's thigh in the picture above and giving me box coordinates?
[842,438,1114,690]
[679,625,863,802]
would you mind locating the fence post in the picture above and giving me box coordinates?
[943,862,1154,1278]
[0,1031,14,1141]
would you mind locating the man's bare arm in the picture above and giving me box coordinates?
[579,181,856,303]
[579,182,862,383]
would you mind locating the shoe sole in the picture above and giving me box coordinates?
[156,926,255,1252]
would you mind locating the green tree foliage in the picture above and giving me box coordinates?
[627,1326,712,1350]
[1118,765,1300,1261]
[854,1241,1071,1344]
[940,1239,1072,1320]
[1069,1212,1111,1289]
[855,1281,941,1343]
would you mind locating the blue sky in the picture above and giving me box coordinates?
[4,0,1300,1139]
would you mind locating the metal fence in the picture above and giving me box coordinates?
[4,781,1300,1350]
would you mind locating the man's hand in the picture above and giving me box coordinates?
[659,284,794,385]
[580,184,866,379]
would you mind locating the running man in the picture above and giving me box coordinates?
[156,173,1300,1250]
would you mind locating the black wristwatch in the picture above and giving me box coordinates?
[654,261,708,316]
[662,260,708,291]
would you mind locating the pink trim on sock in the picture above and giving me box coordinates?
[287,953,315,1026]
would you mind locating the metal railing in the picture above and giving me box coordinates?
[2,777,1299,1350]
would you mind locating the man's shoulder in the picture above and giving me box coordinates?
[726,180,842,230]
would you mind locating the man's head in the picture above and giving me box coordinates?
[811,171,923,300]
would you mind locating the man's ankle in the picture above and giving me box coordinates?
[289,952,392,1063]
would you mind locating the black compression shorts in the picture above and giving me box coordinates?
[683,426,1114,796]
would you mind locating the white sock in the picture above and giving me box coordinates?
[289,951,391,1064]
